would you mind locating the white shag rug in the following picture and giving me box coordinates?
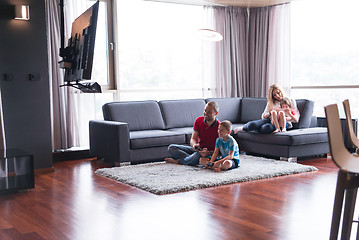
[95,155,318,195]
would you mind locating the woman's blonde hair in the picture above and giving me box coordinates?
[267,84,285,109]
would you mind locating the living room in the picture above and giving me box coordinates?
[0,0,358,239]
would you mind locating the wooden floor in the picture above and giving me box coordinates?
[0,157,354,240]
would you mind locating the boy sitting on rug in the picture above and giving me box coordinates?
[200,120,240,172]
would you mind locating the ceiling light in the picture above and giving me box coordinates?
[197,29,223,42]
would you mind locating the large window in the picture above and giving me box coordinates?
[88,0,114,90]
[291,0,359,119]
[73,0,207,147]
[114,0,206,101]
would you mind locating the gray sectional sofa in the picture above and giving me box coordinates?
[89,97,329,164]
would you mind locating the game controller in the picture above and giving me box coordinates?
[207,162,214,167]
[195,146,203,151]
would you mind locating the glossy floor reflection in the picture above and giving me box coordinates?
[0,157,353,239]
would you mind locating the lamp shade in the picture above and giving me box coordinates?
[197,29,223,42]
[0,5,29,20]
[15,5,30,20]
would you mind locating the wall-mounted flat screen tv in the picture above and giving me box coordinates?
[63,1,99,83]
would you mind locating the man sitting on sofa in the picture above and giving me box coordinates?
[165,101,220,166]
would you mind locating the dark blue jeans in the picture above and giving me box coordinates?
[243,118,276,134]
[167,144,202,166]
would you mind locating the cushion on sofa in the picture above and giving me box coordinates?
[205,98,242,124]
[292,99,314,129]
[130,130,185,149]
[103,101,165,131]
[240,98,267,123]
[159,99,206,129]
[236,127,328,146]
[168,127,193,144]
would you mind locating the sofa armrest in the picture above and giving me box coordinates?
[89,120,130,163]
[316,117,326,127]
[309,116,318,128]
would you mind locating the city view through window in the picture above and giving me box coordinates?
[115,0,205,101]
[291,0,359,119]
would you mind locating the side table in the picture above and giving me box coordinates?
[0,149,34,193]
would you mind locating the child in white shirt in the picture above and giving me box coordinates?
[271,97,299,133]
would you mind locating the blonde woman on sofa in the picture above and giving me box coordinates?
[233,84,300,134]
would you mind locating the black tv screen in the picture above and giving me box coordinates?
[64,1,99,82]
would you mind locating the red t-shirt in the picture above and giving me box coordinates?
[193,116,220,151]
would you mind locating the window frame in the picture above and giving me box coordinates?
[95,0,116,92]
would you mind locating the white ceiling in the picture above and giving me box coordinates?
[144,0,292,7]
[206,0,292,7]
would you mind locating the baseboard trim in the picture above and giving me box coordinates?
[53,147,94,161]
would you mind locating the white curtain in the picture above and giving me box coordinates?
[248,7,269,97]
[47,0,97,150]
[47,0,67,150]
[267,4,291,95]
[206,4,291,98]
[206,6,248,98]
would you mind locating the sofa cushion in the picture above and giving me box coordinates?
[236,127,328,146]
[292,99,314,129]
[130,130,186,149]
[168,127,193,144]
[240,98,267,123]
[103,101,165,131]
[159,99,206,129]
[205,98,242,123]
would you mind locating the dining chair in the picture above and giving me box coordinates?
[343,99,359,151]
[325,103,359,240]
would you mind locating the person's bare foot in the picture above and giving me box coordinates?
[214,167,222,172]
[282,128,287,132]
[164,158,178,164]
[233,127,243,134]
[273,129,280,133]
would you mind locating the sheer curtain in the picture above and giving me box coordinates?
[249,4,291,97]
[248,7,269,97]
[47,0,67,150]
[206,4,291,98]
[47,0,97,150]
[267,4,291,95]
[206,6,248,98]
